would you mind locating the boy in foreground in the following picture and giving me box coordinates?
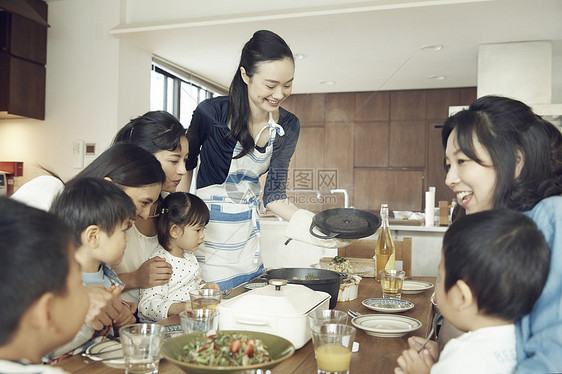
[395,209,550,374]
[0,198,89,373]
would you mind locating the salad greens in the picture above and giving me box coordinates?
[177,331,272,367]
[326,256,355,273]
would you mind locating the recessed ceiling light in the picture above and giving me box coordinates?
[420,44,444,52]
[294,54,305,60]
[428,75,446,80]
[320,80,335,85]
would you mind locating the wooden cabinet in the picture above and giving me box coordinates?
[389,120,426,167]
[390,90,426,120]
[286,87,476,212]
[354,121,389,168]
[354,169,424,211]
[0,1,48,120]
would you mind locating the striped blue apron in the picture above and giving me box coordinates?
[195,113,285,290]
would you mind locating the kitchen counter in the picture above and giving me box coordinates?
[389,224,448,233]
[259,216,445,276]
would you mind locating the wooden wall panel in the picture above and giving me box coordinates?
[389,120,426,167]
[354,121,389,168]
[354,169,424,212]
[425,89,460,120]
[291,127,325,212]
[283,87,475,213]
[427,120,455,204]
[354,91,390,121]
[281,95,297,114]
[296,93,325,123]
[390,90,426,120]
[325,121,354,208]
[293,126,325,181]
[325,92,355,123]
[459,87,477,105]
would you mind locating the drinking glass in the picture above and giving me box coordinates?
[380,269,406,299]
[179,309,218,334]
[119,323,164,374]
[311,323,356,374]
[308,309,348,330]
[189,289,222,311]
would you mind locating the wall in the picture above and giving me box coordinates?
[0,0,151,187]
[281,87,477,213]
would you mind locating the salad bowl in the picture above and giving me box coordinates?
[161,330,295,373]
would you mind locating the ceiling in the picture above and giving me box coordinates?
[111,0,562,95]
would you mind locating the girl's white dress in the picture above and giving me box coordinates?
[137,246,203,322]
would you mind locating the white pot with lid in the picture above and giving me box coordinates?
[218,279,330,349]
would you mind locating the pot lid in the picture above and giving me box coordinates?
[312,208,380,239]
[218,284,330,317]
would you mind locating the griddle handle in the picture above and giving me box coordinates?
[309,223,338,239]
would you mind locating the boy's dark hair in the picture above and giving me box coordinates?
[442,209,550,321]
[0,197,73,345]
[50,177,136,247]
[157,192,210,251]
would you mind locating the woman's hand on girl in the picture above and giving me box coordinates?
[136,256,173,288]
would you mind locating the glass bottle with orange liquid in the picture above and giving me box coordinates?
[374,203,395,281]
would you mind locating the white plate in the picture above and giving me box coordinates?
[85,340,124,368]
[362,298,414,313]
[402,280,434,294]
[352,314,422,338]
[244,282,267,290]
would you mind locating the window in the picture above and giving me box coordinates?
[150,58,227,126]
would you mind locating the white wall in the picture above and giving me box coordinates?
[0,0,151,188]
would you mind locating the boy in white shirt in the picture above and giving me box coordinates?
[395,209,550,374]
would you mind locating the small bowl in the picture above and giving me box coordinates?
[161,330,295,374]
[393,211,413,220]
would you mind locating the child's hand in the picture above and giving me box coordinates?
[84,285,122,330]
[112,300,137,330]
[203,282,221,290]
[395,347,435,374]
[168,301,191,316]
[407,336,439,361]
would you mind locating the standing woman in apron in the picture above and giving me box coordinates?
[186,30,346,290]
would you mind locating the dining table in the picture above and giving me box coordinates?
[55,276,436,374]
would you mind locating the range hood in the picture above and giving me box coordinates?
[450,41,562,129]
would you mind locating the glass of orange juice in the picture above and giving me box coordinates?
[311,323,356,374]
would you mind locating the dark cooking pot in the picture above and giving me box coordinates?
[261,268,342,309]
[310,208,381,240]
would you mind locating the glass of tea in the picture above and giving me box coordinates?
[189,288,222,311]
[380,270,406,299]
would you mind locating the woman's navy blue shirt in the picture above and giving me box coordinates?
[186,96,300,206]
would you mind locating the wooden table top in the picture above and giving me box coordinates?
[55,276,435,374]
